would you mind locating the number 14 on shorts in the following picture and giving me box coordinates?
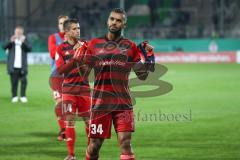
[91,124,103,135]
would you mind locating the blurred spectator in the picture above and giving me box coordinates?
[2,26,32,103]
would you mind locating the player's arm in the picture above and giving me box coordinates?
[73,41,93,77]
[48,35,57,59]
[131,42,150,80]
[80,41,95,78]
[133,61,149,80]
[137,41,155,72]
[57,59,76,75]
[78,64,92,78]
[56,50,76,75]
[133,41,155,80]
[55,45,73,75]
[56,42,87,75]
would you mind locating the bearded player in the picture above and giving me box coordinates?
[55,19,91,160]
[48,15,69,141]
[77,8,155,160]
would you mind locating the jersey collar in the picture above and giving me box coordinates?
[104,34,123,43]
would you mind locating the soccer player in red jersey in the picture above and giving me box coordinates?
[55,19,91,160]
[48,15,69,141]
[81,8,155,160]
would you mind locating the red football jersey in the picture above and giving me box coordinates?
[85,36,141,110]
[48,32,65,59]
[56,41,90,96]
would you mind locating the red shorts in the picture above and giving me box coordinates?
[62,94,90,117]
[89,110,135,139]
[49,76,63,100]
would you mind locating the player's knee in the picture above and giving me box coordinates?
[65,115,75,126]
[88,139,103,155]
[89,140,101,151]
[119,136,132,152]
[55,101,64,118]
[66,120,75,127]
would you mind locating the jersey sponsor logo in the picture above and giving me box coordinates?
[98,59,125,67]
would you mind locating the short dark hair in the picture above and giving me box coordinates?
[110,8,127,23]
[63,19,79,30]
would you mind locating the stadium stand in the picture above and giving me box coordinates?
[1,0,240,57]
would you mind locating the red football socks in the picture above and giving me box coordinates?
[120,153,135,160]
[65,126,76,156]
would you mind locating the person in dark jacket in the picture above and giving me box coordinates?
[2,26,32,103]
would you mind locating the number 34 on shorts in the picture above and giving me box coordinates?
[90,124,103,135]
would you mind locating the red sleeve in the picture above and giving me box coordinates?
[55,45,76,75]
[55,45,65,70]
[130,42,149,80]
[131,42,141,62]
[48,34,57,59]
[85,40,94,66]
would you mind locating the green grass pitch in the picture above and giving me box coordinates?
[0,63,239,160]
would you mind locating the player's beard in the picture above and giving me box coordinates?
[108,26,122,37]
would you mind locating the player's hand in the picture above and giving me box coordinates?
[73,41,83,50]
[73,42,87,62]
[137,41,155,72]
[144,42,154,52]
